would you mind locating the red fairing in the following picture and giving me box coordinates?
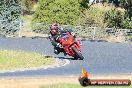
[59,32,82,58]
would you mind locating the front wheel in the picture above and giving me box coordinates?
[72,46,84,60]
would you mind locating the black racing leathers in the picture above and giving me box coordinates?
[48,29,74,54]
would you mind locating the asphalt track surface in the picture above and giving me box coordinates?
[0,37,132,77]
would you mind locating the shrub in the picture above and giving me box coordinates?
[104,9,124,28]
[79,7,107,28]
[21,0,34,14]
[32,0,80,25]
[122,18,132,29]
[104,8,132,29]
[0,0,21,35]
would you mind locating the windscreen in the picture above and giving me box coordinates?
[62,32,69,40]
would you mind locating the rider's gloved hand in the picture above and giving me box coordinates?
[56,34,61,40]
[56,43,62,48]
[71,32,75,36]
[48,33,52,38]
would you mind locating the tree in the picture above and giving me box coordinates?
[114,0,120,6]
[126,0,132,20]
[0,0,21,21]
[21,0,34,15]
[104,9,124,28]
[119,0,132,20]
[127,0,132,5]
[0,0,21,35]
[32,0,81,25]
[78,0,89,10]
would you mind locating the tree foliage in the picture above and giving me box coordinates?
[78,0,89,10]
[32,0,81,25]
[104,9,132,29]
[21,0,34,14]
[79,7,106,27]
[32,0,132,29]
[0,0,21,34]
[0,0,21,21]
[104,9,123,28]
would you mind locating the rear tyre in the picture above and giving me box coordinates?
[72,46,84,60]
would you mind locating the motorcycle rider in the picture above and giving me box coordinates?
[48,23,75,55]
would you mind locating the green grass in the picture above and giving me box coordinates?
[0,50,55,70]
[41,83,132,88]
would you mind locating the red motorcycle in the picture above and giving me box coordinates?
[58,32,84,60]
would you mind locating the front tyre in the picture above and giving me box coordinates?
[72,46,84,60]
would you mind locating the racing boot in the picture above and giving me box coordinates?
[63,52,67,56]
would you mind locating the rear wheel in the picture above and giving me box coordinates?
[72,46,84,60]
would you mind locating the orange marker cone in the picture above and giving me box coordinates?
[81,67,88,78]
